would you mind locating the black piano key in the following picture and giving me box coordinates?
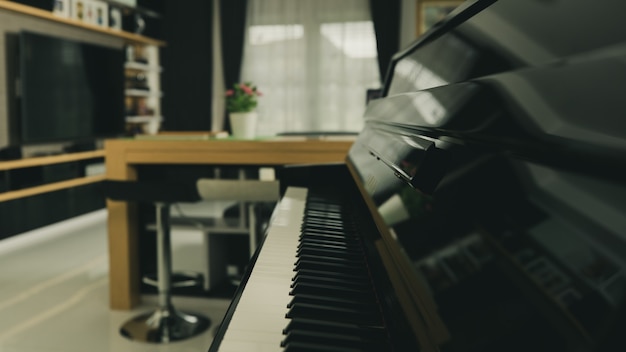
[275,190,392,352]
[286,302,382,325]
[305,200,343,209]
[303,218,355,229]
[298,239,362,252]
[300,224,356,233]
[301,226,355,237]
[295,254,363,268]
[291,274,371,290]
[303,210,343,218]
[294,259,368,276]
[287,294,376,312]
[299,235,360,247]
[291,271,370,287]
[282,317,386,337]
[297,246,363,260]
[293,268,369,283]
[303,214,345,223]
[301,227,348,235]
[300,229,360,243]
[288,284,375,303]
[306,197,342,205]
[294,254,365,268]
[304,211,344,220]
[283,342,364,352]
[281,330,388,351]
[291,275,370,291]
[290,282,376,302]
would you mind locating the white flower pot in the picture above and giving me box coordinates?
[229,111,258,139]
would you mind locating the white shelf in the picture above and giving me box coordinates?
[125,89,163,97]
[126,115,163,123]
[0,1,165,46]
[124,43,162,131]
[124,62,163,72]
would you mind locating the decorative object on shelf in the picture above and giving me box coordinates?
[72,0,86,21]
[141,118,160,135]
[226,82,262,139]
[109,5,122,30]
[70,0,108,26]
[93,0,108,27]
[52,0,71,18]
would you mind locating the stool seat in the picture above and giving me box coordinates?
[103,180,201,203]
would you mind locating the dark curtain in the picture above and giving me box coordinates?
[219,0,248,132]
[369,0,401,84]
[161,1,213,131]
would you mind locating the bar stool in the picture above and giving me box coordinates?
[103,180,211,343]
[195,178,280,290]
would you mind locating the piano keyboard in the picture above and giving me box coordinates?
[213,186,391,351]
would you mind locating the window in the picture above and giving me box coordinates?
[241,0,380,136]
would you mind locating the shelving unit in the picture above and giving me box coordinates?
[124,43,164,134]
[0,0,165,46]
[0,0,166,136]
[0,150,106,238]
[0,150,105,202]
[0,0,165,237]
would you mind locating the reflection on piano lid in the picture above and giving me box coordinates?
[367,48,626,182]
[358,128,451,195]
[210,0,626,351]
[385,0,626,96]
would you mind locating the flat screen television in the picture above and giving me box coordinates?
[19,31,125,145]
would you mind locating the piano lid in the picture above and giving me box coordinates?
[364,45,626,183]
[385,0,626,96]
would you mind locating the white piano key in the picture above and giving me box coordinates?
[217,340,278,352]
[216,187,308,351]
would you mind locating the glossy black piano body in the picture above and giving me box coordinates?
[210,0,626,350]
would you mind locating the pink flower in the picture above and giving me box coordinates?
[225,82,261,112]
[256,90,263,97]
[240,84,254,96]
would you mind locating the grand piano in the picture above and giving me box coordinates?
[209,0,626,350]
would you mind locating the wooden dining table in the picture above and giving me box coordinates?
[104,135,355,310]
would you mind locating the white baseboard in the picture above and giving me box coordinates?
[0,209,107,256]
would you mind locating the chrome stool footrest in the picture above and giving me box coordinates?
[120,305,211,343]
[142,271,204,288]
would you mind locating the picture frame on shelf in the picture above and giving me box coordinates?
[93,0,109,27]
[417,0,464,36]
[52,0,71,19]
[83,0,96,25]
[71,0,85,22]
[109,5,122,30]
[70,0,105,26]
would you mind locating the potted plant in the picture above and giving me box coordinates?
[226,82,262,139]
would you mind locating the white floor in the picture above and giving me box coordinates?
[0,209,231,352]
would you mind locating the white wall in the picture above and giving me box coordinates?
[400,0,418,50]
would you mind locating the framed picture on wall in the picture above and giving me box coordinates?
[417,0,464,35]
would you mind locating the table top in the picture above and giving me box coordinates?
[104,135,356,166]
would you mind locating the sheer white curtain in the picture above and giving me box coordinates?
[241,0,381,136]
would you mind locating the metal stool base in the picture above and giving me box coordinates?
[120,306,211,343]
